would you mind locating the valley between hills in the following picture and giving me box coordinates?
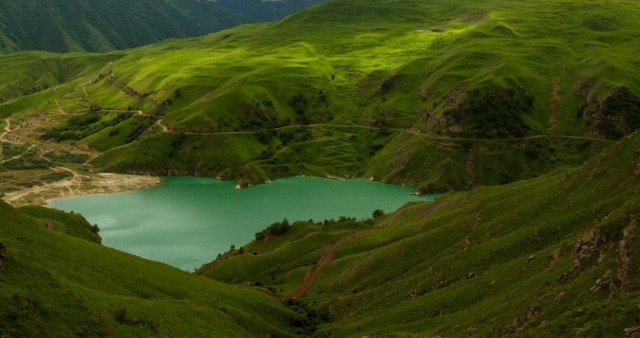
[1,0,640,336]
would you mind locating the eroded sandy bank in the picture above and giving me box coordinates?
[2,173,162,207]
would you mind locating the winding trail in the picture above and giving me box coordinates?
[0,118,84,190]
[253,202,447,302]
[51,167,83,193]
[420,201,443,220]
[1,119,11,139]
[0,144,36,165]
[156,119,169,133]
[151,118,606,143]
[0,119,12,160]
[54,99,67,114]
[53,166,81,181]
[259,229,369,302]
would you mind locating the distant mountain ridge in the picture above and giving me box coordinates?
[214,0,330,21]
[0,0,252,53]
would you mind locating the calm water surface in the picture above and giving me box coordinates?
[50,177,440,270]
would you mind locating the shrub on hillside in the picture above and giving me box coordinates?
[255,219,290,242]
[599,86,640,139]
[444,85,533,138]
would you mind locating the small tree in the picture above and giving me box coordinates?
[372,209,385,218]
[91,224,100,234]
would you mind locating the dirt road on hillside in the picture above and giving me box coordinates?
[1,119,11,140]
[54,99,66,114]
[548,77,560,134]
[259,229,369,302]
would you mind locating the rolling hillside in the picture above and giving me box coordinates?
[0,0,251,53]
[199,129,640,336]
[0,199,301,336]
[0,0,638,189]
[3,0,638,194]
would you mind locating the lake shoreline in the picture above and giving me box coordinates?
[2,173,163,207]
[2,171,423,207]
[49,176,438,270]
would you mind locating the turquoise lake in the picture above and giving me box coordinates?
[49,176,440,271]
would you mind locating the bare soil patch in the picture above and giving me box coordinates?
[2,172,161,207]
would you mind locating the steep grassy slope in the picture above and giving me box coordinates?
[0,0,251,53]
[200,130,640,336]
[0,0,638,192]
[0,52,123,102]
[0,200,301,336]
[57,0,639,135]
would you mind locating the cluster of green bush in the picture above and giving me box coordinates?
[0,152,49,172]
[39,171,73,183]
[255,219,290,241]
[278,127,313,145]
[45,112,133,142]
[1,143,26,158]
[288,92,332,125]
[444,85,533,138]
[238,102,283,130]
[124,117,154,144]
[599,86,640,139]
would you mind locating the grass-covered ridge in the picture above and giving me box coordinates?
[0,199,302,336]
[199,130,640,336]
[0,0,252,53]
[1,0,637,192]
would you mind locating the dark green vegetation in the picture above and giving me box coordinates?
[0,0,251,53]
[215,0,329,22]
[255,218,291,242]
[3,0,639,191]
[444,85,533,138]
[198,130,640,336]
[0,199,301,336]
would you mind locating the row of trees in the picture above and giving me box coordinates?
[255,219,290,242]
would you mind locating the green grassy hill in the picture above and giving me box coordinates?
[198,129,640,336]
[0,0,252,53]
[2,0,638,192]
[0,199,301,336]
